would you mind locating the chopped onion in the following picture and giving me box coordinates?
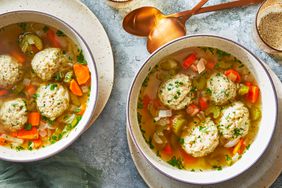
[154,110,172,121]
[81,86,89,93]
[232,153,240,162]
[197,58,207,74]
[39,129,47,137]
[156,118,170,126]
[63,114,76,124]
[153,133,163,144]
[23,78,31,86]
[0,134,23,144]
[224,138,240,148]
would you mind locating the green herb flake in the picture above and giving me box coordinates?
[178,138,184,145]
[212,165,222,171]
[49,84,58,91]
[56,30,66,37]
[142,76,149,87]
[18,23,27,31]
[77,49,87,65]
[137,101,143,109]
[167,156,184,169]
[24,123,32,130]
[43,26,49,32]
[16,146,24,151]
[217,49,230,60]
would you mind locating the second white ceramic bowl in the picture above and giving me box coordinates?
[127,35,277,184]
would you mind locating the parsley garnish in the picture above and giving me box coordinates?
[43,26,49,32]
[168,156,184,169]
[49,84,58,91]
[77,49,87,65]
[56,30,66,37]
[24,124,32,130]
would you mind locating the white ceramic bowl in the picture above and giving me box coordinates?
[127,35,278,184]
[0,11,98,162]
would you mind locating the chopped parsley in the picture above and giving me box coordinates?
[43,26,49,32]
[16,146,24,151]
[216,49,230,60]
[49,84,58,91]
[142,76,149,87]
[178,138,184,145]
[137,112,142,124]
[24,123,32,130]
[137,101,143,109]
[246,144,251,150]
[225,155,232,161]
[18,23,27,31]
[147,136,154,149]
[77,49,87,65]
[206,88,212,95]
[32,93,39,99]
[167,156,184,169]
[212,165,222,171]
[28,141,33,150]
[56,30,66,37]
[233,128,244,137]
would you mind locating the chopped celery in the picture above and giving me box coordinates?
[70,93,81,106]
[64,71,73,83]
[159,59,179,70]
[251,107,261,121]
[12,83,25,94]
[193,77,206,90]
[172,115,187,136]
[238,85,249,95]
[19,33,43,55]
[205,105,221,119]
[216,61,232,69]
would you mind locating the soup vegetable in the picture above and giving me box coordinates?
[0,23,91,150]
[137,47,261,171]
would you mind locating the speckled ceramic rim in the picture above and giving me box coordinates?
[0,10,98,162]
[127,35,278,184]
[255,0,282,52]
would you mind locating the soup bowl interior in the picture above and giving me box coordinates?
[0,11,98,162]
[127,35,277,184]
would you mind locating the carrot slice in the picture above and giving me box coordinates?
[163,144,173,156]
[142,95,151,109]
[73,64,90,85]
[17,127,39,140]
[25,84,37,96]
[28,112,41,126]
[180,149,197,164]
[182,53,197,70]
[32,138,42,148]
[47,29,61,48]
[186,104,200,117]
[247,86,260,104]
[206,61,215,70]
[225,69,241,83]
[233,139,244,155]
[0,137,5,145]
[199,97,208,111]
[10,51,26,65]
[70,79,83,96]
[0,89,9,97]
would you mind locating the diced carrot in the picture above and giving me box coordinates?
[25,84,37,96]
[190,64,198,72]
[47,29,61,48]
[0,89,9,97]
[73,64,90,85]
[0,137,5,145]
[70,79,83,96]
[225,69,241,83]
[28,112,41,126]
[153,98,162,109]
[11,132,17,137]
[77,104,86,115]
[163,144,173,156]
[206,61,215,70]
[247,86,260,104]
[186,104,200,117]
[142,95,151,109]
[199,97,208,111]
[10,51,26,65]
[233,139,244,155]
[238,142,246,155]
[245,82,252,86]
[17,127,39,140]
[180,149,197,164]
[182,53,197,70]
[32,138,42,148]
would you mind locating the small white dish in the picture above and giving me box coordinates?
[0,10,98,162]
[127,35,278,184]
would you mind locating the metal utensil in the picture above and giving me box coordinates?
[123,0,264,53]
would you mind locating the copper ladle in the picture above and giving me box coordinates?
[123,0,264,53]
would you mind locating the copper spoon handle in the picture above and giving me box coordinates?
[173,0,264,21]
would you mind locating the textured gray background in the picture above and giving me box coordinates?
[70,0,282,187]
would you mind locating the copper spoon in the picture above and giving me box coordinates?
[123,0,264,38]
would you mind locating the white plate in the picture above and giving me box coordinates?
[127,65,282,187]
[0,0,114,126]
